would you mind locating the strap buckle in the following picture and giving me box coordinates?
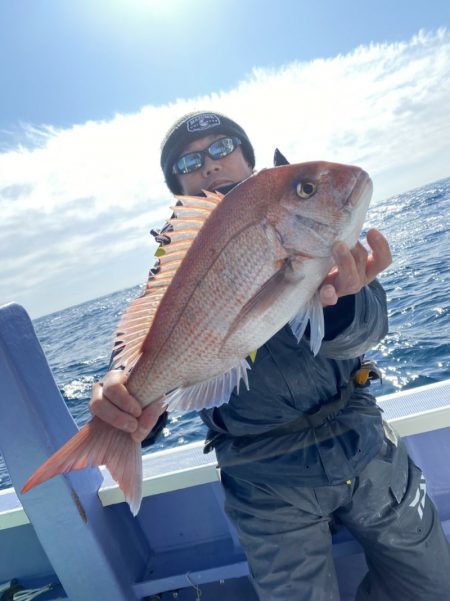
[354,360,383,386]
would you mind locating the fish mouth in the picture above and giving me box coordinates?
[336,168,373,250]
[346,169,373,208]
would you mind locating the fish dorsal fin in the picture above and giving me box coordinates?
[109,191,224,371]
[165,358,251,412]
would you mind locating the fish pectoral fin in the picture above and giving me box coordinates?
[164,359,251,412]
[223,259,302,346]
[289,291,324,355]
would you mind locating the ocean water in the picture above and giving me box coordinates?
[1,177,449,489]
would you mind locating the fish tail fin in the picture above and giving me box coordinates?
[21,417,143,515]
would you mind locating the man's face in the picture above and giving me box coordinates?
[175,134,253,195]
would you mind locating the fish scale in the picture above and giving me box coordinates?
[128,223,279,403]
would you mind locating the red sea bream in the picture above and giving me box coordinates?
[22,161,373,514]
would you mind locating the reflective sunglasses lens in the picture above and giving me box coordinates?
[172,137,241,174]
[209,137,236,159]
[174,152,203,174]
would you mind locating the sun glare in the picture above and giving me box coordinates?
[126,0,185,14]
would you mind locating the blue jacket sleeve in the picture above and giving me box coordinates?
[319,279,388,359]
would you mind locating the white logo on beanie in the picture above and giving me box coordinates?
[186,113,221,132]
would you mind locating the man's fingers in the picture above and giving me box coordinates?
[331,242,361,294]
[104,381,142,418]
[89,372,169,442]
[365,229,392,282]
[131,397,168,443]
[89,370,142,433]
[351,241,369,284]
[89,396,138,432]
[319,230,392,306]
[319,284,338,307]
[100,370,142,417]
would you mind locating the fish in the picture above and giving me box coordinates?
[22,161,373,515]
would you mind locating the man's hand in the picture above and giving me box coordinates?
[89,370,167,443]
[319,228,392,307]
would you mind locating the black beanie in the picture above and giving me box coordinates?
[160,111,255,194]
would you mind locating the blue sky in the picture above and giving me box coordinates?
[0,1,449,317]
[2,0,449,132]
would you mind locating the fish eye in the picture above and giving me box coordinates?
[296,181,316,199]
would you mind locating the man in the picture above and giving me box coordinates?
[90,111,450,600]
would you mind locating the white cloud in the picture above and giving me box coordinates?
[1,28,449,318]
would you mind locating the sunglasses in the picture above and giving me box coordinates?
[172,136,242,175]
